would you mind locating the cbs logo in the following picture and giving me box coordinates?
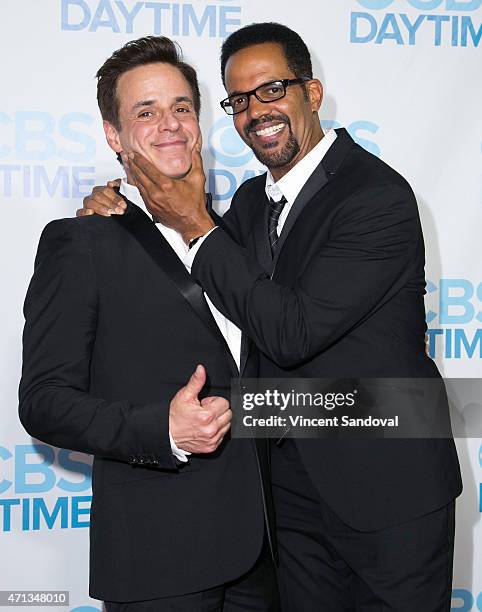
[208,116,254,167]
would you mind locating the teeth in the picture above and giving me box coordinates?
[255,123,285,137]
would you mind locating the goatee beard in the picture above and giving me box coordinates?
[252,132,300,169]
[244,114,300,169]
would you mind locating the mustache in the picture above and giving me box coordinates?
[244,114,291,138]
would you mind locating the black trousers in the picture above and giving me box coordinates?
[104,542,280,611]
[271,439,456,612]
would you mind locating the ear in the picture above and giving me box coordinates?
[307,79,323,113]
[103,120,123,154]
[194,130,203,153]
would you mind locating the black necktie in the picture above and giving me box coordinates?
[267,196,287,256]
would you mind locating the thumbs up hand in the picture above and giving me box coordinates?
[169,365,232,454]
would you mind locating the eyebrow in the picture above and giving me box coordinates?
[131,96,194,111]
[227,80,279,98]
[132,99,155,111]
[174,96,194,105]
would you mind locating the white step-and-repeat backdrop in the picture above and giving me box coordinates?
[1,1,481,610]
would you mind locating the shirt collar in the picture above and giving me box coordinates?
[119,179,190,254]
[119,179,149,215]
[265,128,337,203]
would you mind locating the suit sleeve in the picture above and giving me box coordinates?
[208,181,249,243]
[19,219,177,470]
[191,184,421,368]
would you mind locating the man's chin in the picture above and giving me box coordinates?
[164,165,192,180]
[251,140,300,169]
[154,162,192,179]
[150,155,192,180]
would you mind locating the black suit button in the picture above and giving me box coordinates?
[129,456,138,465]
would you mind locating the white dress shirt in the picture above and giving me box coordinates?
[265,128,337,233]
[119,180,242,462]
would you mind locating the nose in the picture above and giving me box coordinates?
[157,110,181,132]
[246,94,273,121]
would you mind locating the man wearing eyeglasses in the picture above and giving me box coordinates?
[81,22,461,612]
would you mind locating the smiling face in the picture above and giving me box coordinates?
[103,62,200,181]
[224,42,323,180]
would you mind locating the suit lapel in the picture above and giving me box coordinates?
[252,193,273,275]
[271,128,355,273]
[271,163,328,272]
[239,335,252,378]
[112,194,239,378]
[238,190,272,376]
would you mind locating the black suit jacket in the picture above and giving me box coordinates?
[192,128,462,531]
[19,200,266,601]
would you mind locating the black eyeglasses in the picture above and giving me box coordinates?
[220,77,311,115]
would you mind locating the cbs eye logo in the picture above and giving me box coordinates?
[208,116,254,167]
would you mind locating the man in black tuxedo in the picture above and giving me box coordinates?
[93,23,462,611]
[19,36,278,612]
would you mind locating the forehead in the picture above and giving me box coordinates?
[116,62,193,109]
[225,42,291,92]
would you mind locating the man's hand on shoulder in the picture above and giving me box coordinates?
[169,365,232,454]
[76,179,126,217]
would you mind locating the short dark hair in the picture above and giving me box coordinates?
[97,36,201,130]
[220,23,313,86]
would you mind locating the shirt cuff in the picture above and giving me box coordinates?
[183,226,218,271]
[169,431,191,463]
